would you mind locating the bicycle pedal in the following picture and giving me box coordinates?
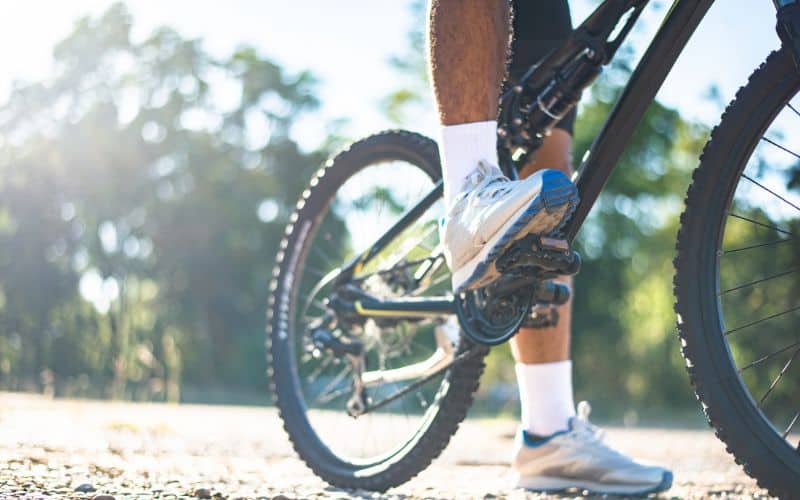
[522,304,560,329]
[496,234,581,276]
[539,236,570,252]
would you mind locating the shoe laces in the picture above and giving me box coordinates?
[462,160,513,201]
[568,401,631,462]
[570,401,602,440]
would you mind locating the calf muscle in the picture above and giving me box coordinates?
[428,0,510,125]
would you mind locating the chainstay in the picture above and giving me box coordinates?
[360,344,488,415]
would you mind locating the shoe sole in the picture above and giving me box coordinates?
[452,169,579,293]
[513,470,673,495]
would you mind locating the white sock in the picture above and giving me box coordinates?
[439,120,499,208]
[515,360,576,437]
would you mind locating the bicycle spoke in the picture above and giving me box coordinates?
[762,136,800,163]
[316,385,352,405]
[411,271,451,296]
[305,265,332,279]
[417,238,436,253]
[759,346,800,408]
[375,192,386,230]
[727,212,795,237]
[741,172,800,214]
[300,298,328,324]
[298,294,327,312]
[783,411,800,439]
[311,244,339,269]
[723,238,794,254]
[738,339,800,372]
[400,378,412,426]
[719,267,800,296]
[788,103,800,120]
[725,306,800,336]
[316,365,351,404]
[306,356,334,385]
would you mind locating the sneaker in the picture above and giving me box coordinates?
[441,161,578,293]
[511,402,673,495]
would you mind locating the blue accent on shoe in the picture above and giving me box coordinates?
[650,470,673,494]
[521,428,570,448]
[539,169,576,212]
[455,169,579,293]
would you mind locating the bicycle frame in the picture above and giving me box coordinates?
[335,0,792,320]
[565,0,713,240]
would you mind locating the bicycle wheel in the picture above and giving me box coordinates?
[267,130,487,492]
[676,48,800,496]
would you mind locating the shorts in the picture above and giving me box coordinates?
[508,0,576,135]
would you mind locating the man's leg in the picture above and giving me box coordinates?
[429,1,576,436]
[428,0,508,207]
[511,130,576,437]
[428,0,672,494]
[499,0,577,438]
[428,0,578,293]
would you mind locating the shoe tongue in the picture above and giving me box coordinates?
[577,400,592,421]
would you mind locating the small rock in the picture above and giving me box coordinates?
[92,496,116,500]
[74,483,96,493]
[194,488,212,498]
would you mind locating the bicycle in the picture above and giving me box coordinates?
[267,0,800,495]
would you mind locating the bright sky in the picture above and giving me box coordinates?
[0,1,780,146]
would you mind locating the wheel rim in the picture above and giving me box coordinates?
[717,88,800,452]
[286,156,457,465]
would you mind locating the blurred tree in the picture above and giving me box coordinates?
[5,1,793,421]
[568,59,708,415]
[0,2,325,400]
[381,0,431,126]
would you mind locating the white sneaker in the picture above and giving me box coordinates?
[442,161,578,293]
[511,402,673,495]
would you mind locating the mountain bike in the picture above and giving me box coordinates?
[268,0,800,495]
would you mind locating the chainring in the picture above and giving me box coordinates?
[454,288,533,346]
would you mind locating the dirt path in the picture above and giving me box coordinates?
[0,393,769,499]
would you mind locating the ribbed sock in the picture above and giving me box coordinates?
[439,120,499,208]
[515,360,576,436]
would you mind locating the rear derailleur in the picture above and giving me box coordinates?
[455,235,580,346]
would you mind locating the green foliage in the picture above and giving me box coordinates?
[5,1,793,426]
[0,3,324,400]
[568,63,710,416]
[381,0,431,125]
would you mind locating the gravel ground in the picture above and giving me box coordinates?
[0,392,770,499]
